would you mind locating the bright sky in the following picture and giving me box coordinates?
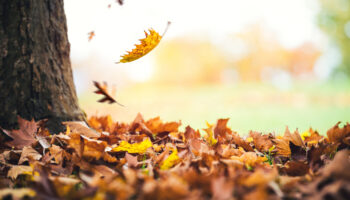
[64,0,325,93]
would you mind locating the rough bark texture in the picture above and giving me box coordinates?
[0,0,85,132]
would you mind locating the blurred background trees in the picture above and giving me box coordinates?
[318,0,350,76]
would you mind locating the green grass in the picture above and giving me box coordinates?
[79,80,350,135]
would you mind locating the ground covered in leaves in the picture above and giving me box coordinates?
[0,115,350,200]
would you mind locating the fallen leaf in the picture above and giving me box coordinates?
[327,122,350,143]
[125,153,139,168]
[213,118,230,139]
[18,146,42,164]
[250,131,274,152]
[145,117,181,134]
[284,127,305,148]
[203,121,218,146]
[282,161,309,176]
[273,138,291,157]
[112,138,152,154]
[8,165,33,179]
[0,188,36,199]
[1,116,38,149]
[232,133,254,152]
[63,121,101,138]
[160,148,180,170]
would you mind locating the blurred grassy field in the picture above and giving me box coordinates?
[79,81,350,135]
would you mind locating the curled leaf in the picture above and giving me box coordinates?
[117,22,170,63]
[203,122,218,146]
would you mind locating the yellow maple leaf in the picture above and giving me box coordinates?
[117,22,170,63]
[160,148,180,170]
[112,139,152,154]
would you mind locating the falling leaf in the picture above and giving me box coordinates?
[93,81,124,106]
[117,22,171,63]
[160,148,180,170]
[88,31,95,41]
[1,116,38,149]
[112,138,152,154]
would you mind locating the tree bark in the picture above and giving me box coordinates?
[0,0,85,132]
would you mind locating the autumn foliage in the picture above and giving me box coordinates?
[0,115,350,199]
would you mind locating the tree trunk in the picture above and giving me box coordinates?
[0,0,85,132]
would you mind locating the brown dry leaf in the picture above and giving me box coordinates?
[327,122,350,143]
[232,133,254,152]
[49,144,64,164]
[63,121,101,138]
[282,161,309,176]
[284,127,305,148]
[2,116,38,149]
[250,131,274,152]
[8,165,33,179]
[18,146,42,164]
[184,126,200,141]
[93,81,124,106]
[213,118,230,139]
[273,138,291,157]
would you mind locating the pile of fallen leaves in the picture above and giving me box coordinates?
[0,115,350,200]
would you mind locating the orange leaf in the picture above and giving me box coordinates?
[117,22,170,63]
